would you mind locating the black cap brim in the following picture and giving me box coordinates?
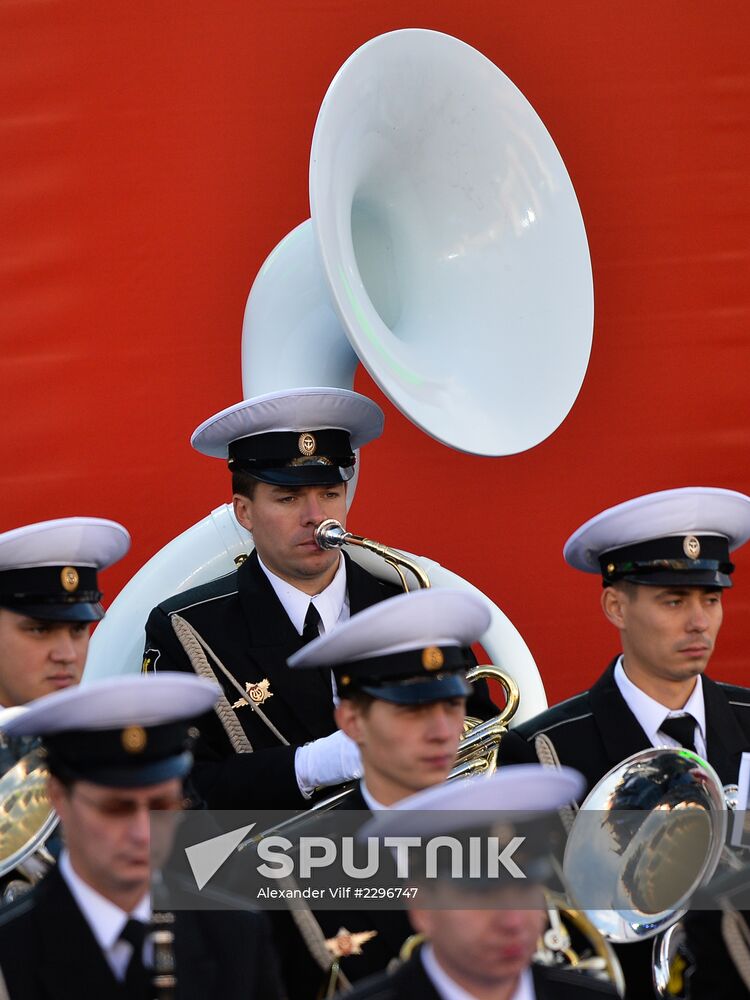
[360,673,472,705]
[49,750,193,788]
[246,465,355,487]
[0,601,105,623]
[622,571,732,589]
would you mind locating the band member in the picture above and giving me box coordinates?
[0,517,130,708]
[272,587,492,997]
[0,673,283,999]
[497,486,750,998]
[143,387,495,810]
[341,766,619,1000]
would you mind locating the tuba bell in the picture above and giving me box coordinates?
[85,29,594,714]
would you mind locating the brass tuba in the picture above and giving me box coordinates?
[314,517,521,777]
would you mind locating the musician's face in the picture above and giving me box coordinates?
[410,887,547,992]
[0,610,90,707]
[233,482,347,595]
[602,583,723,687]
[49,776,183,911]
[336,696,465,805]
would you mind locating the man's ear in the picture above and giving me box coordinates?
[47,775,69,821]
[233,493,253,533]
[335,700,361,744]
[601,586,627,629]
[408,908,431,936]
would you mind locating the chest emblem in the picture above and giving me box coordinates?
[231,678,273,708]
[324,927,378,959]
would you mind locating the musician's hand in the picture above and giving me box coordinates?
[294,730,363,797]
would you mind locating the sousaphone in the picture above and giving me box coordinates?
[85,29,593,711]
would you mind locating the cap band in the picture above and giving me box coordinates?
[0,566,102,607]
[44,720,196,788]
[599,535,733,585]
[336,645,474,694]
[228,429,355,470]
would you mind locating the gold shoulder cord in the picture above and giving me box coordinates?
[533,733,577,835]
[170,615,253,753]
[170,614,289,748]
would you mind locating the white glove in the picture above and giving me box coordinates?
[294,730,363,797]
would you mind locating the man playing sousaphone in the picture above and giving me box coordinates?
[498,486,750,997]
[142,387,495,812]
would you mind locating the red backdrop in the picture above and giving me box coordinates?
[2,2,749,704]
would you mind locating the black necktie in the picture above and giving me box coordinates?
[302,602,322,644]
[659,714,697,754]
[302,603,331,696]
[119,918,150,996]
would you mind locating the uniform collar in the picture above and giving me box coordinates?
[421,943,535,999]
[59,849,150,952]
[257,552,348,635]
[614,656,706,747]
[359,779,389,812]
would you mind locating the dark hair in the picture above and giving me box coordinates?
[231,468,259,500]
[342,690,376,713]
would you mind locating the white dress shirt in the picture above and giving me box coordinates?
[422,944,536,1000]
[614,656,707,758]
[257,552,349,637]
[60,850,151,980]
[359,780,388,812]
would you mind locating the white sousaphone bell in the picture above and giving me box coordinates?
[85,28,595,724]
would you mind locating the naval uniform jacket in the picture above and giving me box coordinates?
[271,784,414,1000]
[0,866,282,1000]
[144,552,494,810]
[497,657,750,1000]
[338,948,620,999]
[143,551,401,809]
[497,657,750,796]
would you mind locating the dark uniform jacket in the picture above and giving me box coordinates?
[338,948,620,999]
[144,551,494,810]
[271,784,414,1000]
[498,657,750,796]
[143,551,401,809]
[498,657,750,1000]
[0,866,282,999]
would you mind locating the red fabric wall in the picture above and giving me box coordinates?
[2,2,749,703]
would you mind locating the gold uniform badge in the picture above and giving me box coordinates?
[683,535,701,559]
[232,679,273,709]
[61,567,79,592]
[324,928,378,959]
[122,726,147,753]
[298,432,317,456]
[421,646,444,671]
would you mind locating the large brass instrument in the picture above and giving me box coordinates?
[0,739,57,901]
[315,518,520,779]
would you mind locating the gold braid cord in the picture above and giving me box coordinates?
[281,873,352,994]
[170,615,253,753]
[721,905,750,991]
[533,733,577,835]
[170,614,289,748]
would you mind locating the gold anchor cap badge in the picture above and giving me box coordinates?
[61,566,79,592]
[298,432,317,456]
[683,535,701,559]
